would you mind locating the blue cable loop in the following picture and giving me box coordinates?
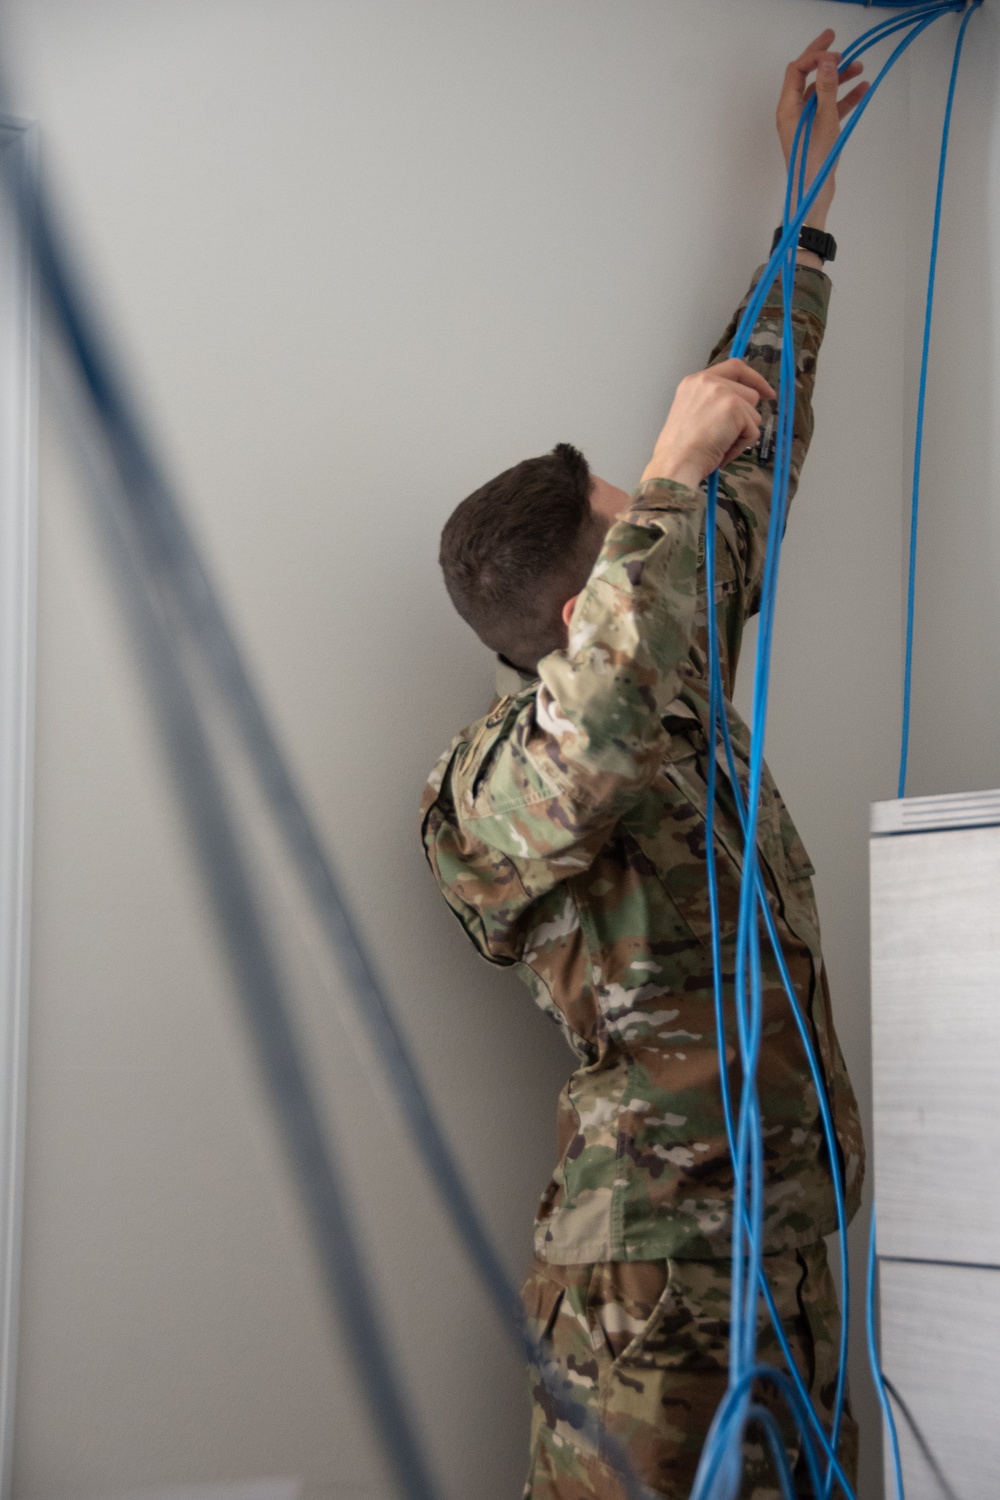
[696,1362,831,1500]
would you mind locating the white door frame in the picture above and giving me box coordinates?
[0,114,37,1500]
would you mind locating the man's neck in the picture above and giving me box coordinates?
[495,656,537,700]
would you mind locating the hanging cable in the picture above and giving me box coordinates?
[44,365,441,1500]
[692,4,976,1496]
[874,8,980,1500]
[0,59,660,1500]
[898,0,977,798]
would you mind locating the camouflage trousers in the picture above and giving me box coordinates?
[520,1240,857,1499]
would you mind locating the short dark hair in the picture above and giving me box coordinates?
[439,443,606,672]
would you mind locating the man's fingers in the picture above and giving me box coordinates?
[723,400,762,455]
[719,412,762,470]
[837,81,869,120]
[814,55,841,126]
[798,54,863,107]
[780,30,837,105]
[798,29,835,63]
[738,403,762,437]
[654,361,769,484]
[726,381,771,410]
[814,52,841,83]
[804,64,866,105]
[788,29,836,81]
[779,56,824,117]
[710,359,776,403]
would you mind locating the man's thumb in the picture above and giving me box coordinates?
[816,58,839,121]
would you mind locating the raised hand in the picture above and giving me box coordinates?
[641,359,776,490]
[777,29,869,232]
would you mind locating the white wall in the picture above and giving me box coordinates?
[0,2,949,1497]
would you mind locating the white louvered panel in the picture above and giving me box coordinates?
[879,1258,1000,1499]
[870,804,1000,1266]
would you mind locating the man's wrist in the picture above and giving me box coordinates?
[773,217,833,271]
[640,454,704,490]
[796,247,825,271]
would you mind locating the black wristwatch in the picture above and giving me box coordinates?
[770,224,837,264]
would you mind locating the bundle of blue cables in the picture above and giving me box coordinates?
[692,4,979,1498]
[0,2,979,1498]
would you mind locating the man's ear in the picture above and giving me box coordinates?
[561,594,580,629]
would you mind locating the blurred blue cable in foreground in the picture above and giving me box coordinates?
[0,65,658,1500]
[0,103,448,1500]
[826,1,960,9]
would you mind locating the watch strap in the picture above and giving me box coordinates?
[770,224,837,263]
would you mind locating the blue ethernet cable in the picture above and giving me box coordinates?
[700,108,838,1500]
[701,2,971,1488]
[802,9,980,1500]
[899,0,977,798]
[0,59,662,1500]
[59,381,442,1500]
[693,3,976,1496]
[701,5,941,1488]
[702,272,855,1494]
[828,1,955,9]
[780,7,965,1478]
[15,115,662,1500]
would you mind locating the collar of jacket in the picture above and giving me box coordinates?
[494,656,538,700]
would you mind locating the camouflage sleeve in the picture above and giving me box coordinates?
[705,264,830,644]
[421,479,703,960]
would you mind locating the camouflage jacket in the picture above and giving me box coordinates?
[421,266,864,1263]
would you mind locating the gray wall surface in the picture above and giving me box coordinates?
[902,7,1000,802]
[3,1,979,1497]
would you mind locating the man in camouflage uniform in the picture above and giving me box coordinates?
[421,33,868,1500]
